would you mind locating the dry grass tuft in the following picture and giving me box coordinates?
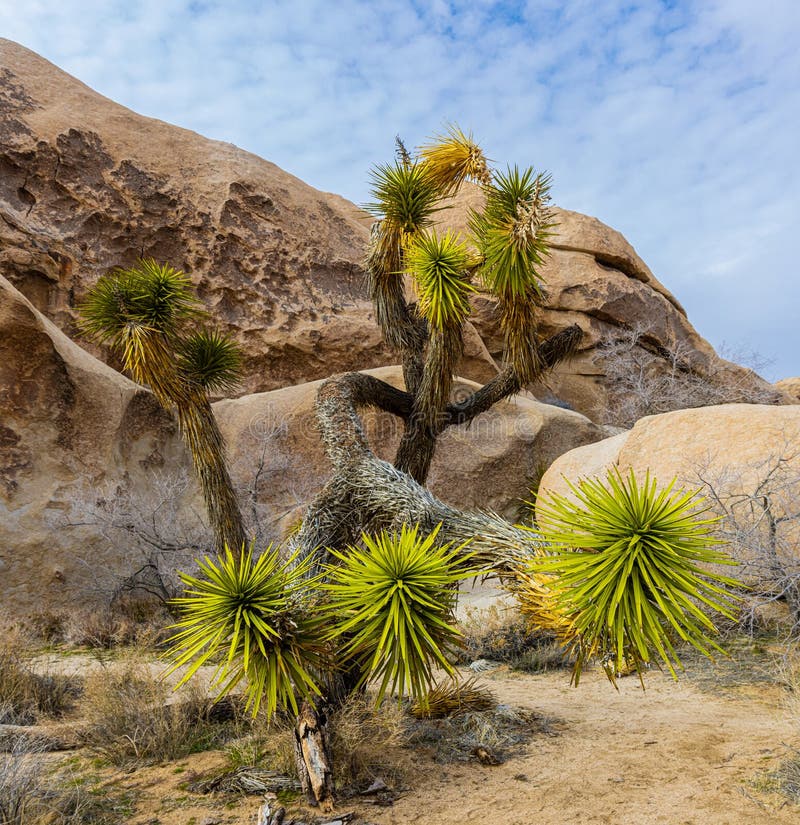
[410,677,495,719]
[457,605,571,673]
[0,647,82,726]
[406,703,559,764]
[0,737,124,824]
[79,660,234,766]
[328,693,410,789]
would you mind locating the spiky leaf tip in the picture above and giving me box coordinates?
[530,468,740,687]
[406,230,474,329]
[179,329,242,394]
[322,524,480,704]
[364,162,441,237]
[164,543,326,719]
[470,166,554,301]
[80,259,200,346]
[418,124,492,192]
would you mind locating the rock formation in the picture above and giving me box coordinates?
[0,272,602,613]
[1,38,783,422]
[537,404,800,591]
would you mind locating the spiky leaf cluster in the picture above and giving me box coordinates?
[165,544,326,718]
[80,260,241,397]
[179,329,242,394]
[80,259,200,345]
[405,230,474,329]
[470,167,554,382]
[410,676,495,719]
[529,468,739,686]
[322,524,478,704]
[418,124,491,193]
[471,166,553,300]
[365,162,441,237]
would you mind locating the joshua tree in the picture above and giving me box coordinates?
[288,128,581,566]
[82,133,740,811]
[80,260,246,555]
[364,127,579,484]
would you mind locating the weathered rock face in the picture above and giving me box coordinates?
[0,39,496,395]
[1,39,783,423]
[775,378,800,403]
[0,274,197,615]
[537,404,800,583]
[0,271,603,614]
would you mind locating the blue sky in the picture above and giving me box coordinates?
[3,0,799,379]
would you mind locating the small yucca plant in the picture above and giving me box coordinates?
[526,468,740,686]
[164,544,326,718]
[323,524,478,704]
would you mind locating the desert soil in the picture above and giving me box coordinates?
[60,655,795,825]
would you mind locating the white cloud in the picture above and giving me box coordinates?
[2,0,798,379]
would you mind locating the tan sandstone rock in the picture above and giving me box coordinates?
[215,365,606,534]
[435,185,785,422]
[0,273,195,616]
[0,39,495,394]
[774,377,800,403]
[537,404,800,581]
[0,274,603,614]
[1,39,783,425]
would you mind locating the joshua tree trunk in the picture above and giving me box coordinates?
[177,392,247,555]
[288,329,582,573]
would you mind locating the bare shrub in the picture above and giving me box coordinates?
[595,326,778,427]
[0,738,110,825]
[456,605,569,668]
[79,660,228,766]
[65,470,212,607]
[692,448,800,639]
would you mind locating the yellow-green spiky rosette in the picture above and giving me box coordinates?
[405,230,474,330]
[323,524,479,704]
[531,468,740,686]
[418,124,491,192]
[164,544,326,719]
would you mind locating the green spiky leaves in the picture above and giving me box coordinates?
[80,259,243,399]
[531,468,740,686]
[406,230,474,330]
[80,259,200,344]
[418,124,491,193]
[165,544,326,719]
[365,162,440,237]
[323,524,478,704]
[471,166,553,301]
[469,166,554,383]
[179,329,242,394]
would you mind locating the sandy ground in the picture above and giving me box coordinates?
[63,658,794,825]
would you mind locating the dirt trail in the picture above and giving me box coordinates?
[357,667,792,825]
[92,663,794,825]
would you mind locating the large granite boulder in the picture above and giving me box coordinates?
[0,273,604,615]
[1,39,783,425]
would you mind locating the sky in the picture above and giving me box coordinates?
[3,0,799,379]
